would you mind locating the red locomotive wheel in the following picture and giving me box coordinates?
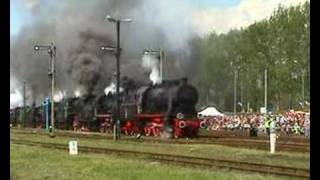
[144,127,151,136]
[124,129,129,136]
[146,131,151,136]
[173,132,179,139]
[132,127,139,136]
[153,128,160,136]
[173,129,180,138]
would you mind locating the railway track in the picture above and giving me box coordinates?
[10,138,310,179]
[198,132,309,143]
[11,128,309,152]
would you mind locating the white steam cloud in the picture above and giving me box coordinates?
[104,82,124,96]
[53,90,66,102]
[142,54,161,85]
[10,90,23,109]
[10,73,30,108]
[74,89,82,98]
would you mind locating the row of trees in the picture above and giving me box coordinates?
[190,2,309,112]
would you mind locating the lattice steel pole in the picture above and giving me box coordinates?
[34,43,56,137]
[49,43,56,137]
[23,81,26,127]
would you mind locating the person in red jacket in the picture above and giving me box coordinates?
[73,115,80,132]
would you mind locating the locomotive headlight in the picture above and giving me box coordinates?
[177,113,184,119]
[197,113,204,119]
[34,45,40,51]
[143,51,149,55]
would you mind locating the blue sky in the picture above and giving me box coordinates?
[190,0,240,9]
[10,0,32,36]
[10,0,241,36]
[10,0,20,36]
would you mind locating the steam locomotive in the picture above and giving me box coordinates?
[10,78,206,138]
[95,77,206,138]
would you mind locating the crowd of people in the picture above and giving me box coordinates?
[11,105,310,138]
[202,110,310,138]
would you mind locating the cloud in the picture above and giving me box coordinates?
[192,0,309,35]
[23,0,40,10]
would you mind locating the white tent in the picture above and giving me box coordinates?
[198,107,224,118]
[10,91,22,109]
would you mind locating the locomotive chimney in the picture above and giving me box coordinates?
[179,77,188,86]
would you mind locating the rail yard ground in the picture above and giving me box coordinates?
[10,129,309,179]
[12,128,310,153]
[10,129,309,168]
[11,144,298,180]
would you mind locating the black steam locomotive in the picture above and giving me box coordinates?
[10,78,205,138]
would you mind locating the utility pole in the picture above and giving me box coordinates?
[159,48,163,83]
[23,81,26,127]
[104,15,132,141]
[100,45,118,140]
[264,69,267,112]
[32,100,36,128]
[34,43,56,137]
[234,69,237,116]
[45,97,49,131]
[116,20,121,140]
[240,78,243,112]
[301,69,305,104]
[49,43,56,137]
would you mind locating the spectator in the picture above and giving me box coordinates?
[73,115,80,132]
[264,116,271,135]
[304,118,310,139]
[80,125,90,132]
[293,122,302,135]
[100,118,108,133]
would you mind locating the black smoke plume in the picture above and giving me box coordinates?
[10,0,200,106]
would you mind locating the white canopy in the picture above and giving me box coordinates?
[198,107,224,118]
[10,91,22,109]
